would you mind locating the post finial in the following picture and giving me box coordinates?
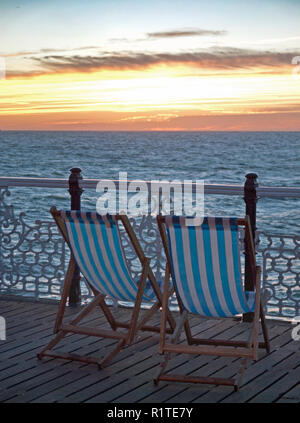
[69,168,83,210]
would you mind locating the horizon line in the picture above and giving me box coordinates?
[1,129,300,133]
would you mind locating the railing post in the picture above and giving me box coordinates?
[243,173,258,322]
[68,167,83,306]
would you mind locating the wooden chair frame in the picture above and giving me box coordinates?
[155,215,270,391]
[38,207,175,369]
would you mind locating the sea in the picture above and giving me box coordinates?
[1,130,300,315]
[1,131,300,235]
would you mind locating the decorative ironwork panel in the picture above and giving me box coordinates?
[118,215,165,282]
[1,186,300,319]
[0,187,66,301]
[257,230,300,318]
[117,215,177,309]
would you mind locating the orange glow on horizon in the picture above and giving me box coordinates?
[1,63,300,131]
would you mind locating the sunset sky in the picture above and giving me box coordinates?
[1,0,300,130]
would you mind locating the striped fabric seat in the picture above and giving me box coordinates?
[39,207,176,368]
[164,216,255,318]
[60,211,156,302]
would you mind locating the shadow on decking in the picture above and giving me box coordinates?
[0,299,299,403]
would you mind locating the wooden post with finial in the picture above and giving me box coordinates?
[243,173,258,322]
[68,167,83,306]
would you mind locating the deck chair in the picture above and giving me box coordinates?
[155,215,270,391]
[38,207,175,368]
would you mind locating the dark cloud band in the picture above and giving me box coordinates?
[147,29,227,38]
[35,48,297,71]
[7,47,297,77]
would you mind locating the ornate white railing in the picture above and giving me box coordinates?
[1,176,300,320]
[0,187,66,302]
[256,231,300,319]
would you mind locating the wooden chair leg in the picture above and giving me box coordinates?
[154,352,170,385]
[147,272,176,333]
[154,321,186,386]
[155,310,186,385]
[88,285,117,331]
[68,294,105,327]
[171,310,188,345]
[38,294,105,360]
[37,328,68,359]
[234,325,253,390]
[126,259,149,344]
[177,295,193,345]
[135,301,161,332]
[54,256,76,333]
[159,263,171,354]
[98,339,126,369]
[98,295,117,331]
[234,356,249,391]
[136,287,175,334]
[253,266,270,355]
[260,303,271,353]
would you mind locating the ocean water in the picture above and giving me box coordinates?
[0,130,300,235]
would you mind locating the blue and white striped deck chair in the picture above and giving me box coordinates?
[156,215,270,390]
[38,207,175,369]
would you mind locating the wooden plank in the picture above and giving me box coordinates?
[277,398,299,403]
[279,382,300,401]
[198,327,298,403]
[0,303,47,321]
[249,353,300,403]
[140,326,251,403]
[4,367,89,403]
[0,299,298,403]
[221,369,288,403]
[0,305,127,360]
[219,343,298,403]
[40,339,162,403]
[112,318,248,403]
[0,302,29,314]
[118,321,286,403]
[0,338,126,401]
[187,322,290,403]
[129,356,232,403]
[0,365,73,402]
[0,302,162,403]
[28,370,109,403]
[55,314,206,403]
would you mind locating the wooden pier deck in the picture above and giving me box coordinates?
[0,298,299,403]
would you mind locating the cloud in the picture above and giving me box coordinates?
[147,28,227,38]
[2,110,300,131]
[37,47,297,70]
[3,46,99,58]
[6,70,45,78]
[7,47,297,78]
[3,28,226,60]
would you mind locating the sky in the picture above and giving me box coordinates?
[1,0,300,130]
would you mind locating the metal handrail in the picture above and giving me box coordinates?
[1,176,300,198]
